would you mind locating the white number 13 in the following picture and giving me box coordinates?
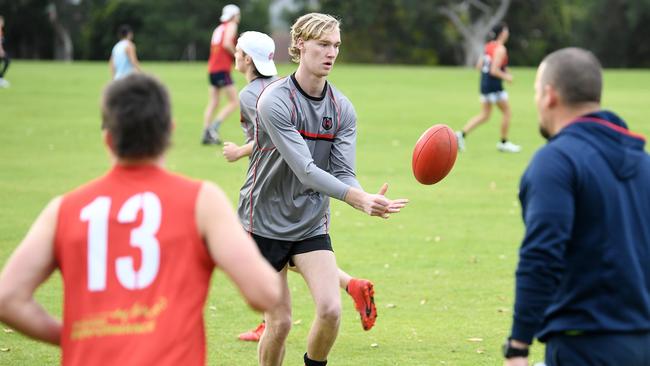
[80,192,161,292]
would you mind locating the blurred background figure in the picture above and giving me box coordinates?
[456,22,520,153]
[109,24,141,80]
[0,15,10,88]
[202,4,240,145]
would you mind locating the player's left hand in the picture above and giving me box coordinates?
[377,183,409,218]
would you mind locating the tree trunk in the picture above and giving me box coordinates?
[48,3,73,61]
[440,0,511,67]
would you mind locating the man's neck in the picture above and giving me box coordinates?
[294,65,327,98]
[113,156,165,168]
[245,68,262,83]
[553,102,601,135]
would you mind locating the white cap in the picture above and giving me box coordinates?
[237,31,278,77]
[220,4,240,22]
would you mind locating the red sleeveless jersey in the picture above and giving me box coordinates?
[54,165,214,366]
[485,41,508,68]
[207,21,235,73]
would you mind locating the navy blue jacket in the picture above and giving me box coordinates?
[511,110,650,344]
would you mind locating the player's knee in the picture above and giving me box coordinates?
[316,301,341,323]
[268,316,292,337]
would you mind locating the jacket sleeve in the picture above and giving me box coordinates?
[511,146,575,344]
[257,92,351,201]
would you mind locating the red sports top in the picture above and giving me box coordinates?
[207,21,236,73]
[485,41,508,68]
[54,164,214,366]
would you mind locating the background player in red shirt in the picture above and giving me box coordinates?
[0,73,280,366]
[202,4,241,145]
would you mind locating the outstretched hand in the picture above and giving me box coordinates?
[376,183,409,218]
[345,184,408,219]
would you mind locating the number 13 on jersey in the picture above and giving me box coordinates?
[80,192,162,292]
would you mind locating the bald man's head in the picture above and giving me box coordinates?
[539,47,602,106]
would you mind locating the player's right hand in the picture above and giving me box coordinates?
[222,142,241,162]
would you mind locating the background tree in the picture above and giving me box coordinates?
[1,0,649,67]
[439,0,510,67]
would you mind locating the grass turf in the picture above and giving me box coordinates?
[0,61,649,365]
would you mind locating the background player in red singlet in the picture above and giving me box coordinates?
[202,4,241,145]
[0,73,280,366]
[456,22,521,153]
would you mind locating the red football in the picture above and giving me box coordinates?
[412,124,458,185]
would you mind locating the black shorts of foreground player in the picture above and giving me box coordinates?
[236,13,408,366]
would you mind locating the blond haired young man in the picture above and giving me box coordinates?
[238,14,408,366]
[226,31,378,342]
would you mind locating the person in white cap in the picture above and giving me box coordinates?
[226,33,379,343]
[222,31,278,162]
[202,4,241,145]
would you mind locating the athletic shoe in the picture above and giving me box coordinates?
[238,321,265,342]
[0,78,9,88]
[496,141,522,153]
[455,131,465,152]
[347,278,376,331]
[201,129,221,145]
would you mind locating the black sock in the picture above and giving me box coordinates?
[304,353,327,366]
[501,138,507,143]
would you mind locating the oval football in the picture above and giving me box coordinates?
[412,124,458,185]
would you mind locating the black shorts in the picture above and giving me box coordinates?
[208,71,233,88]
[252,234,333,272]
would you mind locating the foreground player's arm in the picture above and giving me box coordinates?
[490,46,512,82]
[329,99,408,217]
[196,182,280,312]
[0,197,63,345]
[259,95,406,217]
[510,147,573,347]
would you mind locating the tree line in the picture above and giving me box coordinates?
[0,0,648,67]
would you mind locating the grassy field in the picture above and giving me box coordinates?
[0,61,649,365]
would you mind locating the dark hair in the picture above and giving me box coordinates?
[118,24,132,38]
[541,47,602,105]
[101,73,171,159]
[489,22,507,40]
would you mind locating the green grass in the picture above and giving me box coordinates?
[1,61,649,365]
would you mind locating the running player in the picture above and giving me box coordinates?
[224,31,377,342]
[456,22,521,153]
[0,73,280,366]
[202,4,240,145]
[109,25,141,80]
[238,14,407,366]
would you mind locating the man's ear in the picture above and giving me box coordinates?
[545,84,559,108]
[103,130,114,152]
[296,37,304,50]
